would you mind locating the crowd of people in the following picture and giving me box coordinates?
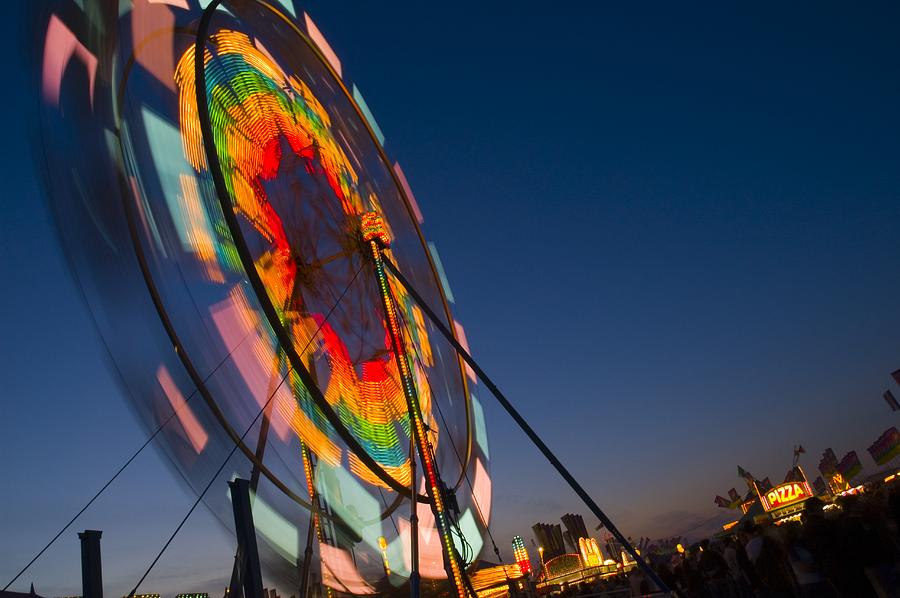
[640,484,900,597]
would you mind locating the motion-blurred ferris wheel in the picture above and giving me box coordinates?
[38,0,491,593]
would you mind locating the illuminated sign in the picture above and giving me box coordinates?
[578,537,603,567]
[760,481,813,512]
[721,520,739,532]
[512,535,532,575]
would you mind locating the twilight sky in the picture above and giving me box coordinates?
[3,0,900,595]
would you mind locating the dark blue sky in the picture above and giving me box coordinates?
[3,1,900,595]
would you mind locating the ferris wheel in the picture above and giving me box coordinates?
[39,0,491,594]
[36,1,669,596]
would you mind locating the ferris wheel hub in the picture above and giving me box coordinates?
[361,211,391,248]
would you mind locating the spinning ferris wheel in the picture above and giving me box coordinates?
[35,0,666,596]
[40,0,490,594]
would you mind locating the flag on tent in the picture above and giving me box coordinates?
[883,390,900,412]
[868,427,900,466]
[836,451,862,481]
[737,465,752,479]
[728,488,740,502]
[758,477,773,491]
[891,368,900,387]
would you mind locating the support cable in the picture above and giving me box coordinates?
[1,327,256,592]
[383,258,671,595]
[376,487,401,536]
[126,262,363,596]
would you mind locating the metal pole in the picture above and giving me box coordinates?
[231,358,280,598]
[227,552,243,598]
[409,437,420,598]
[78,530,103,598]
[299,446,317,598]
[383,258,671,595]
[229,478,265,598]
[299,518,315,598]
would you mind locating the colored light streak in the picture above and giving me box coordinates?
[394,163,425,225]
[209,287,292,442]
[156,365,208,453]
[471,394,490,459]
[397,496,446,579]
[427,241,454,303]
[453,320,476,381]
[250,490,299,561]
[472,458,492,526]
[304,13,342,78]
[177,174,224,282]
[42,14,97,107]
[314,459,384,552]
[320,544,375,595]
[456,509,485,563]
[352,85,385,146]
[131,0,178,91]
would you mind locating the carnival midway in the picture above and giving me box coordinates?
[462,437,900,597]
[464,392,900,598]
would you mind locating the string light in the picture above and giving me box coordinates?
[511,535,531,575]
[364,213,468,598]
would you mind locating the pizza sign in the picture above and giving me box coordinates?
[761,481,813,511]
